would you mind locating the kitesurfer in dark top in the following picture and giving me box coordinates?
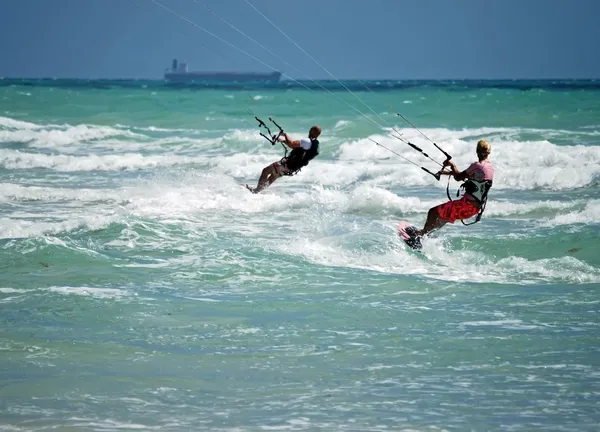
[246,125,322,194]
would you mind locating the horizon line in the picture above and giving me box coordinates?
[1,76,599,82]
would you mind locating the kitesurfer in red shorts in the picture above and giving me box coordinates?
[416,139,495,237]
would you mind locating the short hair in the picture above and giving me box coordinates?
[477,139,491,154]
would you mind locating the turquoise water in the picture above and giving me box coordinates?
[1,81,600,431]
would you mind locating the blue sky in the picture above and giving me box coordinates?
[1,0,599,80]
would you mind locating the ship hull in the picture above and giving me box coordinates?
[164,71,282,83]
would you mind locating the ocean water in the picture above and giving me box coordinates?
[1,80,600,431]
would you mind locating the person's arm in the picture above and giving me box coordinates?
[440,160,469,181]
[278,133,302,148]
[279,134,311,149]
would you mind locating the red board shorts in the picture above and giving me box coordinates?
[435,197,480,224]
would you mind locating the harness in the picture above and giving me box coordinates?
[281,139,319,175]
[447,178,493,225]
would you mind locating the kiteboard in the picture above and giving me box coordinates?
[397,221,423,250]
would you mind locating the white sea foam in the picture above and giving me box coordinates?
[281,233,600,285]
[0,123,144,149]
[338,129,600,191]
[2,116,599,190]
[2,116,598,285]
[46,286,130,299]
[0,213,118,239]
[0,180,593,226]
[0,116,43,130]
[0,149,209,171]
[541,199,600,226]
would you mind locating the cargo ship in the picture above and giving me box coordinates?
[163,59,282,83]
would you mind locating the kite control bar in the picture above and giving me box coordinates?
[255,116,285,145]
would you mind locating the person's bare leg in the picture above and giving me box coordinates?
[251,164,278,194]
[416,207,447,237]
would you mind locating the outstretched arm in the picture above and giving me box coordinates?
[439,160,469,181]
[279,133,302,149]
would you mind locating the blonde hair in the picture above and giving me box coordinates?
[477,139,491,155]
